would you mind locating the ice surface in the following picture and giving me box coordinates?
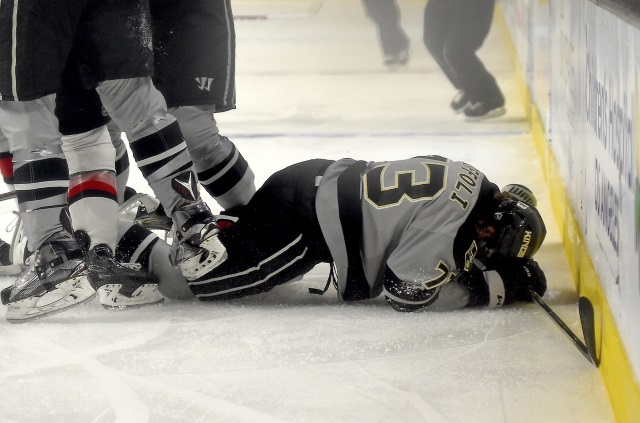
[0,1,614,422]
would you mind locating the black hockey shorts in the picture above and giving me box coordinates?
[189,159,334,301]
[0,0,153,101]
[150,0,236,111]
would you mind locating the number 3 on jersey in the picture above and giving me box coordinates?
[364,160,447,208]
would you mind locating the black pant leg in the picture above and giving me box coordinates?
[192,160,333,301]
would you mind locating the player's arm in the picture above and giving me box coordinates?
[383,258,546,312]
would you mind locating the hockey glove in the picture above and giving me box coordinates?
[460,259,546,308]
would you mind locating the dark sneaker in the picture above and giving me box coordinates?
[450,91,471,114]
[74,231,164,310]
[464,94,506,121]
[2,233,95,323]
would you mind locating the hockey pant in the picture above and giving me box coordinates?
[188,159,333,300]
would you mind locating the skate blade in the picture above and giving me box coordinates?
[178,235,228,281]
[98,284,165,310]
[6,277,96,323]
[465,107,507,122]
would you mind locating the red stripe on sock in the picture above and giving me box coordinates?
[0,157,13,179]
[68,172,117,199]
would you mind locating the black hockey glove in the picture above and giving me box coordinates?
[492,259,547,304]
[460,259,546,308]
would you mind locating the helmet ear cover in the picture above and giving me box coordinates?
[484,199,546,260]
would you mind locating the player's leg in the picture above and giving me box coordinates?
[0,96,97,322]
[422,0,470,113]
[95,77,227,281]
[75,0,224,280]
[442,0,505,120]
[190,159,333,301]
[362,0,410,68]
[106,121,131,205]
[54,54,165,311]
[170,106,256,210]
[150,0,255,210]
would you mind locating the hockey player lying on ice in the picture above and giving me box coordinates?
[113,155,548,312]
[1,155,547,316]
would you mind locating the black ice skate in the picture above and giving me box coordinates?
[1,232,95,323]
[464,93,506,121]
[74,230,164,310]
[170,171,227,280]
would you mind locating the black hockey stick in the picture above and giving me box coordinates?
[578,296,599,366]
[0,191,16,202]
[529,289,597,366]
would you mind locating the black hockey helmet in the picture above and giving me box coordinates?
[502,183,537,207]
[484,199,546,260]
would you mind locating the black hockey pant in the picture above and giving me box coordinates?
[188,159,334,301]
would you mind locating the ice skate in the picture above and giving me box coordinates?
[75,230,164,310]
[169,171,227,280]
[1,232,95,323]
[119,190,173,232]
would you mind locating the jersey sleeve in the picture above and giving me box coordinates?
[383,226,461,311]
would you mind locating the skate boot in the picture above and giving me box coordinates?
[74,230,164,310]
[170,171,227,280]
[1,232,95,323]
[119,190,173,232]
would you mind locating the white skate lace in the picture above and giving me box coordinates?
[6,211,18,234]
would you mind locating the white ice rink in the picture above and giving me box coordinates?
[0,1,615,422]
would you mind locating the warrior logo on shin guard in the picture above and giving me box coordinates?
[172,171,199,201]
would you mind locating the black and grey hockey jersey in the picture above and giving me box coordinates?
[315,156,499,310]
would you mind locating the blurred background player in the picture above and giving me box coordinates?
[361,0,411,70]
[115,156,547,311]
[423,0,505,121]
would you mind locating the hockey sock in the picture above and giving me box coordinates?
[68,170,119,251]
[128,120,196,214]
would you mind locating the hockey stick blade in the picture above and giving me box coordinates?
[529,289,597,366]
[578,296,600,367]
[0,191,16,202]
